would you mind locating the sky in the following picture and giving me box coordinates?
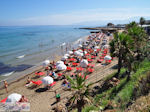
[0,0,150,26]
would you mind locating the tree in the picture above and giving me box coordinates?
[109,32,133,77]
[66,74,93,112]
[139,17,145,27]
[125,21,138,29]
[128,25,148,61]
[107,23,114,27]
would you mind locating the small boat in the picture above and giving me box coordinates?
[16,55,25,59]
[62,42,66,46]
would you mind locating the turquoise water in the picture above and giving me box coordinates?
[0,25,91,78]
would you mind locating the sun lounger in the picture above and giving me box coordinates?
[88,64,95,68]
[69,58,76,62]
[0,97,7,103]
[87,58,93,63]
[100,56,104,59]
[76,67,84,72]
[105,60,111,64]
[49,81,56,87]
[58,73,63,76]
[31,80,42,86]
[35,72,45,76]
[66,67,73,71]
[102,54,106,57]
[85,53,90,56]
[91,55,96,59]
[97,49,101,52]
[87,68,94,73]
[103,51,107,54]
[72,62,79,66]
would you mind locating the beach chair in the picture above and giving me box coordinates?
[102,53,106,57]
[72,62,79,66]
[85,53,90,56]
[35,72,45,76]
[58,73,63,77]
[87,68,94,73]
[100,56,104,59]
[66,66,73,71]
[76,67,80,72]
[104,48,108,51]
[88,64,95,68]
[105,60,111,64]
[69,58,76,62]
[97,49,101,52]
[79,67,84,72]
[91,55,96,59]
[87,58,93,63]
[49,81,56,87]
[103,51,107,54]
[76,67,84,72]
[0,97,7,103]
[31,80,42,86]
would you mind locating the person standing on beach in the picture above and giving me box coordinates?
[3,80,8,93]
[55,90,61,102]
[46,66,50,76]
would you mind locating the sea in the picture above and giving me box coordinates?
[0,25,92,83]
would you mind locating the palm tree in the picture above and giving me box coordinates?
[66,74,93,112]
[109,32,133,77]
[139,17,145,27]
[128,25,148,61]
[125,21,138,29]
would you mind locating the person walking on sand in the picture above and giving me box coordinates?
[3,80,8,93]
[55,90,61,103]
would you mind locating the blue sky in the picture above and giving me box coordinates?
[0,0,150,26]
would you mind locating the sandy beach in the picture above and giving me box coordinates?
[0,32,117,112]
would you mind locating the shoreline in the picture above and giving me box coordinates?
[0,32,117,112]
[0,35,89,88]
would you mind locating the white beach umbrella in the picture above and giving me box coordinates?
[80,59,88,68]
[42,76,54,85]
[94,46,99,49]
[61,56,68,61]
[104,55,112,60]
[77,52,83,57]
[6,93,22,103]
[74,51,83,56]
[56,61,64,66]
[84,51,87,54]
[103,45,109,49]
[43,60,50,66]
[67,51,73,54]
[64,54,70,57]
[78,49,83,53]
[78,44,82,47]
[56,64,67,70]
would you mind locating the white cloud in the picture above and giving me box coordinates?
[2,8,150,26]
